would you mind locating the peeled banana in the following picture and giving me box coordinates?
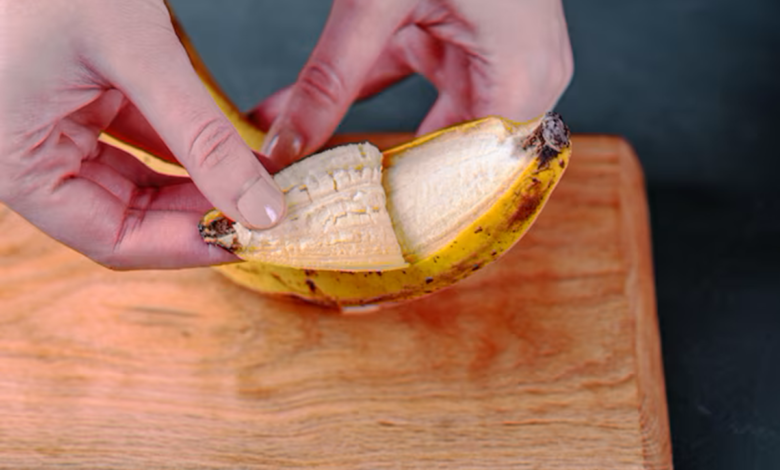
[199,112,570,307]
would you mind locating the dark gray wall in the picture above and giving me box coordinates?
[168,1,780,468]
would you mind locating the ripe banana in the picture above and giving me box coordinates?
[200,112,570,308]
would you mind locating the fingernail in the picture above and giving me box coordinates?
[237,177,286,229]
[261,125,303,167]
[259,132,278,156]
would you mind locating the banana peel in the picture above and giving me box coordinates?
[102,15,572,309]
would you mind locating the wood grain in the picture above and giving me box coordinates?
[0,135,672,469]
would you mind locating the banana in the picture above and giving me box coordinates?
[102,13,572,309]
[200,113,570,308]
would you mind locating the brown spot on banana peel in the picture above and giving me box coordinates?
[510,189,546,227]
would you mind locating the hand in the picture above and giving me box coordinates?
[0,0,285,269]
[253,0,574,167]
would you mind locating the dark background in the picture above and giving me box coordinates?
[168,1,780,468]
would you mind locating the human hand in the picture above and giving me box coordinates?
[253,0,573,167]
[0,0,285,269]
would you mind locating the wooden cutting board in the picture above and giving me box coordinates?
[0,135,672,469]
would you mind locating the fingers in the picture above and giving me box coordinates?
[104,99,178,165]
[97,15,285,230]
[105,99,284,176]
[417,93,465,136]
[60,178,233,269]
[251,51,414,135]
[437,0,573,122]
[259,0,415,167]
[251,86,292,133]
[17,143,234,269]
[253,20,473,147]
[83,144,196,198]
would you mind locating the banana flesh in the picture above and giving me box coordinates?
[201,143,407,270]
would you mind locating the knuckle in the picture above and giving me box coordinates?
[187,117,237,171]
[557,51,575,91]
[296,59,346,108]
[523,52,574,111]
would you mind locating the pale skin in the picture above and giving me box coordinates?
[0,0,572,269]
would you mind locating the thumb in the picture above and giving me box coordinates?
[260,0,414,167]
[102,21,285,229]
